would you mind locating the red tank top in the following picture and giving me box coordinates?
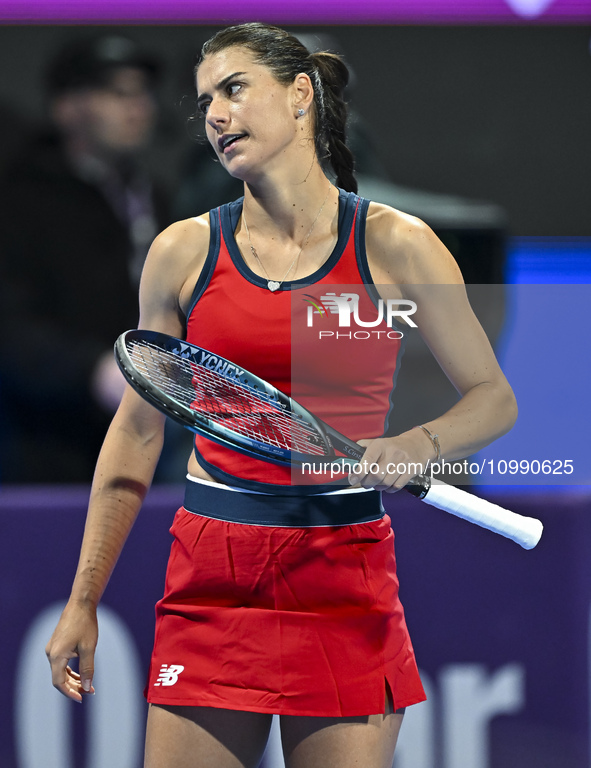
[186,190,405,493]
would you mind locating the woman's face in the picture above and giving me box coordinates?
[196,46,302,182]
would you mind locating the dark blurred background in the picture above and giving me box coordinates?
[0,25,589,235]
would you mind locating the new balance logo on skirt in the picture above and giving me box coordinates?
[154,664,185,686]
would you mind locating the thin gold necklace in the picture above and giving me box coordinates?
[242,182,332,292]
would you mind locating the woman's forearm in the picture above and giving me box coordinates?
[68,406,165,607]
[412,378,518,465]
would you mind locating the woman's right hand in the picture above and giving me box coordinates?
[45,600,98,702]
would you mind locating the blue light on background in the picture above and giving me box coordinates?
[505,237,591,285]
[475,237,591,490]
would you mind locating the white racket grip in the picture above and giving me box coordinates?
[422,481,544,549]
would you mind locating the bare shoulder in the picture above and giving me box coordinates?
[143,214,210,282]
[139,214,211,328]
[365,201,463,286]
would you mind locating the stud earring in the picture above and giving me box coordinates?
[297,108,305,117]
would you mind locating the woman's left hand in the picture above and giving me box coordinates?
[347,429,434,493]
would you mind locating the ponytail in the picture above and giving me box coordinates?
[310,52,357,194]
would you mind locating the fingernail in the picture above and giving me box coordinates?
[82,679,91,692]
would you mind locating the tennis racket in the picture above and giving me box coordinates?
[114,329,543,550]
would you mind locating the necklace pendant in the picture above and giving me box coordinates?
[267,280,281,292]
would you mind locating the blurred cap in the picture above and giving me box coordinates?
[47,35,160,94]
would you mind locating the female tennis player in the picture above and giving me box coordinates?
[46,23,517,768]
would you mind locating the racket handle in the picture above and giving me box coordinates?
[406,475,543,550]
[405,473,431,499]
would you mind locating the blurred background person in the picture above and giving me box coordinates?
[0,34,170,483]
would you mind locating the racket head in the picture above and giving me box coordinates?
[114,329,338,466]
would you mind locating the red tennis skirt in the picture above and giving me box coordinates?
[145,481,426,717]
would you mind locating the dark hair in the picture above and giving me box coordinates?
[197,23,357,193]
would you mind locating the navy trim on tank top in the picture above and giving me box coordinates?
[220,189,360,291]
[185,207,222,320]
[352,195,404,333]
[354,196,373,287]
[351,194,406,437]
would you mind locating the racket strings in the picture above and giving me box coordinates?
[192,371,326,454]
[128,340,329,456]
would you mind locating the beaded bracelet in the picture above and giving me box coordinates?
[416,425,442,463]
